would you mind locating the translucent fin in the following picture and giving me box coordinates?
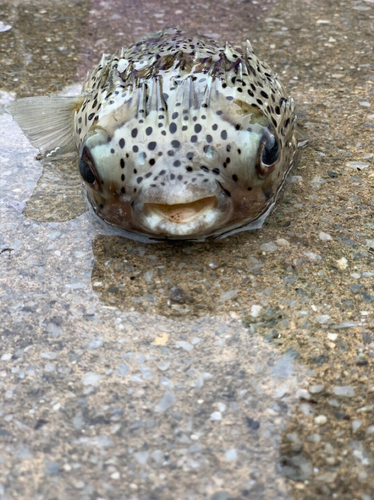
[6,95,84,158]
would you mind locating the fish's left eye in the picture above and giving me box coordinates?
[79,158,96,184]
[256,134,280,178]
[262,135,279,165]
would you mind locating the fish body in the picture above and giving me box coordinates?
[7,28,297,241]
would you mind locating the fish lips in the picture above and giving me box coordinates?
[132,181,232,238]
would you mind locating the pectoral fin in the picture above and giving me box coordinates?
[6,95,85,158]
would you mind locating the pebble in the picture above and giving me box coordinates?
[175,341,193,352]
[310,385,325,394]
[157,361,170,371]
[327,333,338,341]
[134,450,149,466]
[315,415,327,425]
[155,391,176,413]
[333,386,355,397]
[366,425,374,435]
[220,289,239,301]
[352,420,362,433]
[116,363,130,376]
[346,161,370,169]
[82,372,102,387]
[224,449,237,461]
[260,242,278,253]
[303,251,321,261]
[210,411,222,421]
[319,231,332,241]
[336,257,348,270]
[40,351,57,360]
[276,238,290,247]
[250,304,262,317]
[307,433,321,443]
[317,314,330,324]
[44,462,60,474]
[1,353,12,361]
[296,389,310,400]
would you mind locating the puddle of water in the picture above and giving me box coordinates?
[1,0,374,498]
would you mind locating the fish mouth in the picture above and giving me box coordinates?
[144,196,218,224]
[134,189,232,238]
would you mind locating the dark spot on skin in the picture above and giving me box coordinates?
[256,99,263,106]
[137,177,143,184]
[120,159,125,168]
[131,128,138,138]
[186,166,193,172]
[121,174,125,181]
[212,168,220,175]
[100,204,104,209]
[121,187,126,194]
[171,140,180,148]
[200,166,209,172]
[133,169,137,174]
[169,122,177,134]
[170,174,175,180]
[232,174,238,182]
[119,138,125,148]
[212,124,218,131]
[221,130,227,140]
[248,89,254,97]
[145,172,152,178]
[247,186,252,191]
[161,130,167,136]
[191,135,198,143]
[217,110,223,115]
[237,148,241,154]
[148,141,157,151]
[226,157,231,164]
[275,106,281,115]
[149,159,155,166]
[226,96,234,101]
[88,113,95,120]
[186,152,194,160]
[111,149,115,154]
[172,112,179,119]
[261,90,269,99]
[206,135,213,143]
[146,127,153,136]
[182,125,188,131]
[167,150,175,156]
[133,146,139,153]
[173,160,181,167]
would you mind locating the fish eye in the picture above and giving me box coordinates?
[262,135,279,166]
[256,133,280,178]
[79,148,97,184]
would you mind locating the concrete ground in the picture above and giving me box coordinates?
[0,0,373,498]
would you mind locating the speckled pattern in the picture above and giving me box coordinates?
[75,29,295,239]
[1,0,374,499]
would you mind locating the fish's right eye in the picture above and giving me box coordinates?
[79,157,96,184]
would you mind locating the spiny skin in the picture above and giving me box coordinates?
[76,28,297,240]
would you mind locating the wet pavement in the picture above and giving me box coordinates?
[1,0,374,499]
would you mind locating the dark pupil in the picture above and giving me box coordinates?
[79,158,95,184]
[262,136,279,166]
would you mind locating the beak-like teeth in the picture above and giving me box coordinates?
[144,196,217,224]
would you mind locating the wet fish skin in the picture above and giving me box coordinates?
[7,28,297,241]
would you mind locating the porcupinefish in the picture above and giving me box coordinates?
[7,28,296,241]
